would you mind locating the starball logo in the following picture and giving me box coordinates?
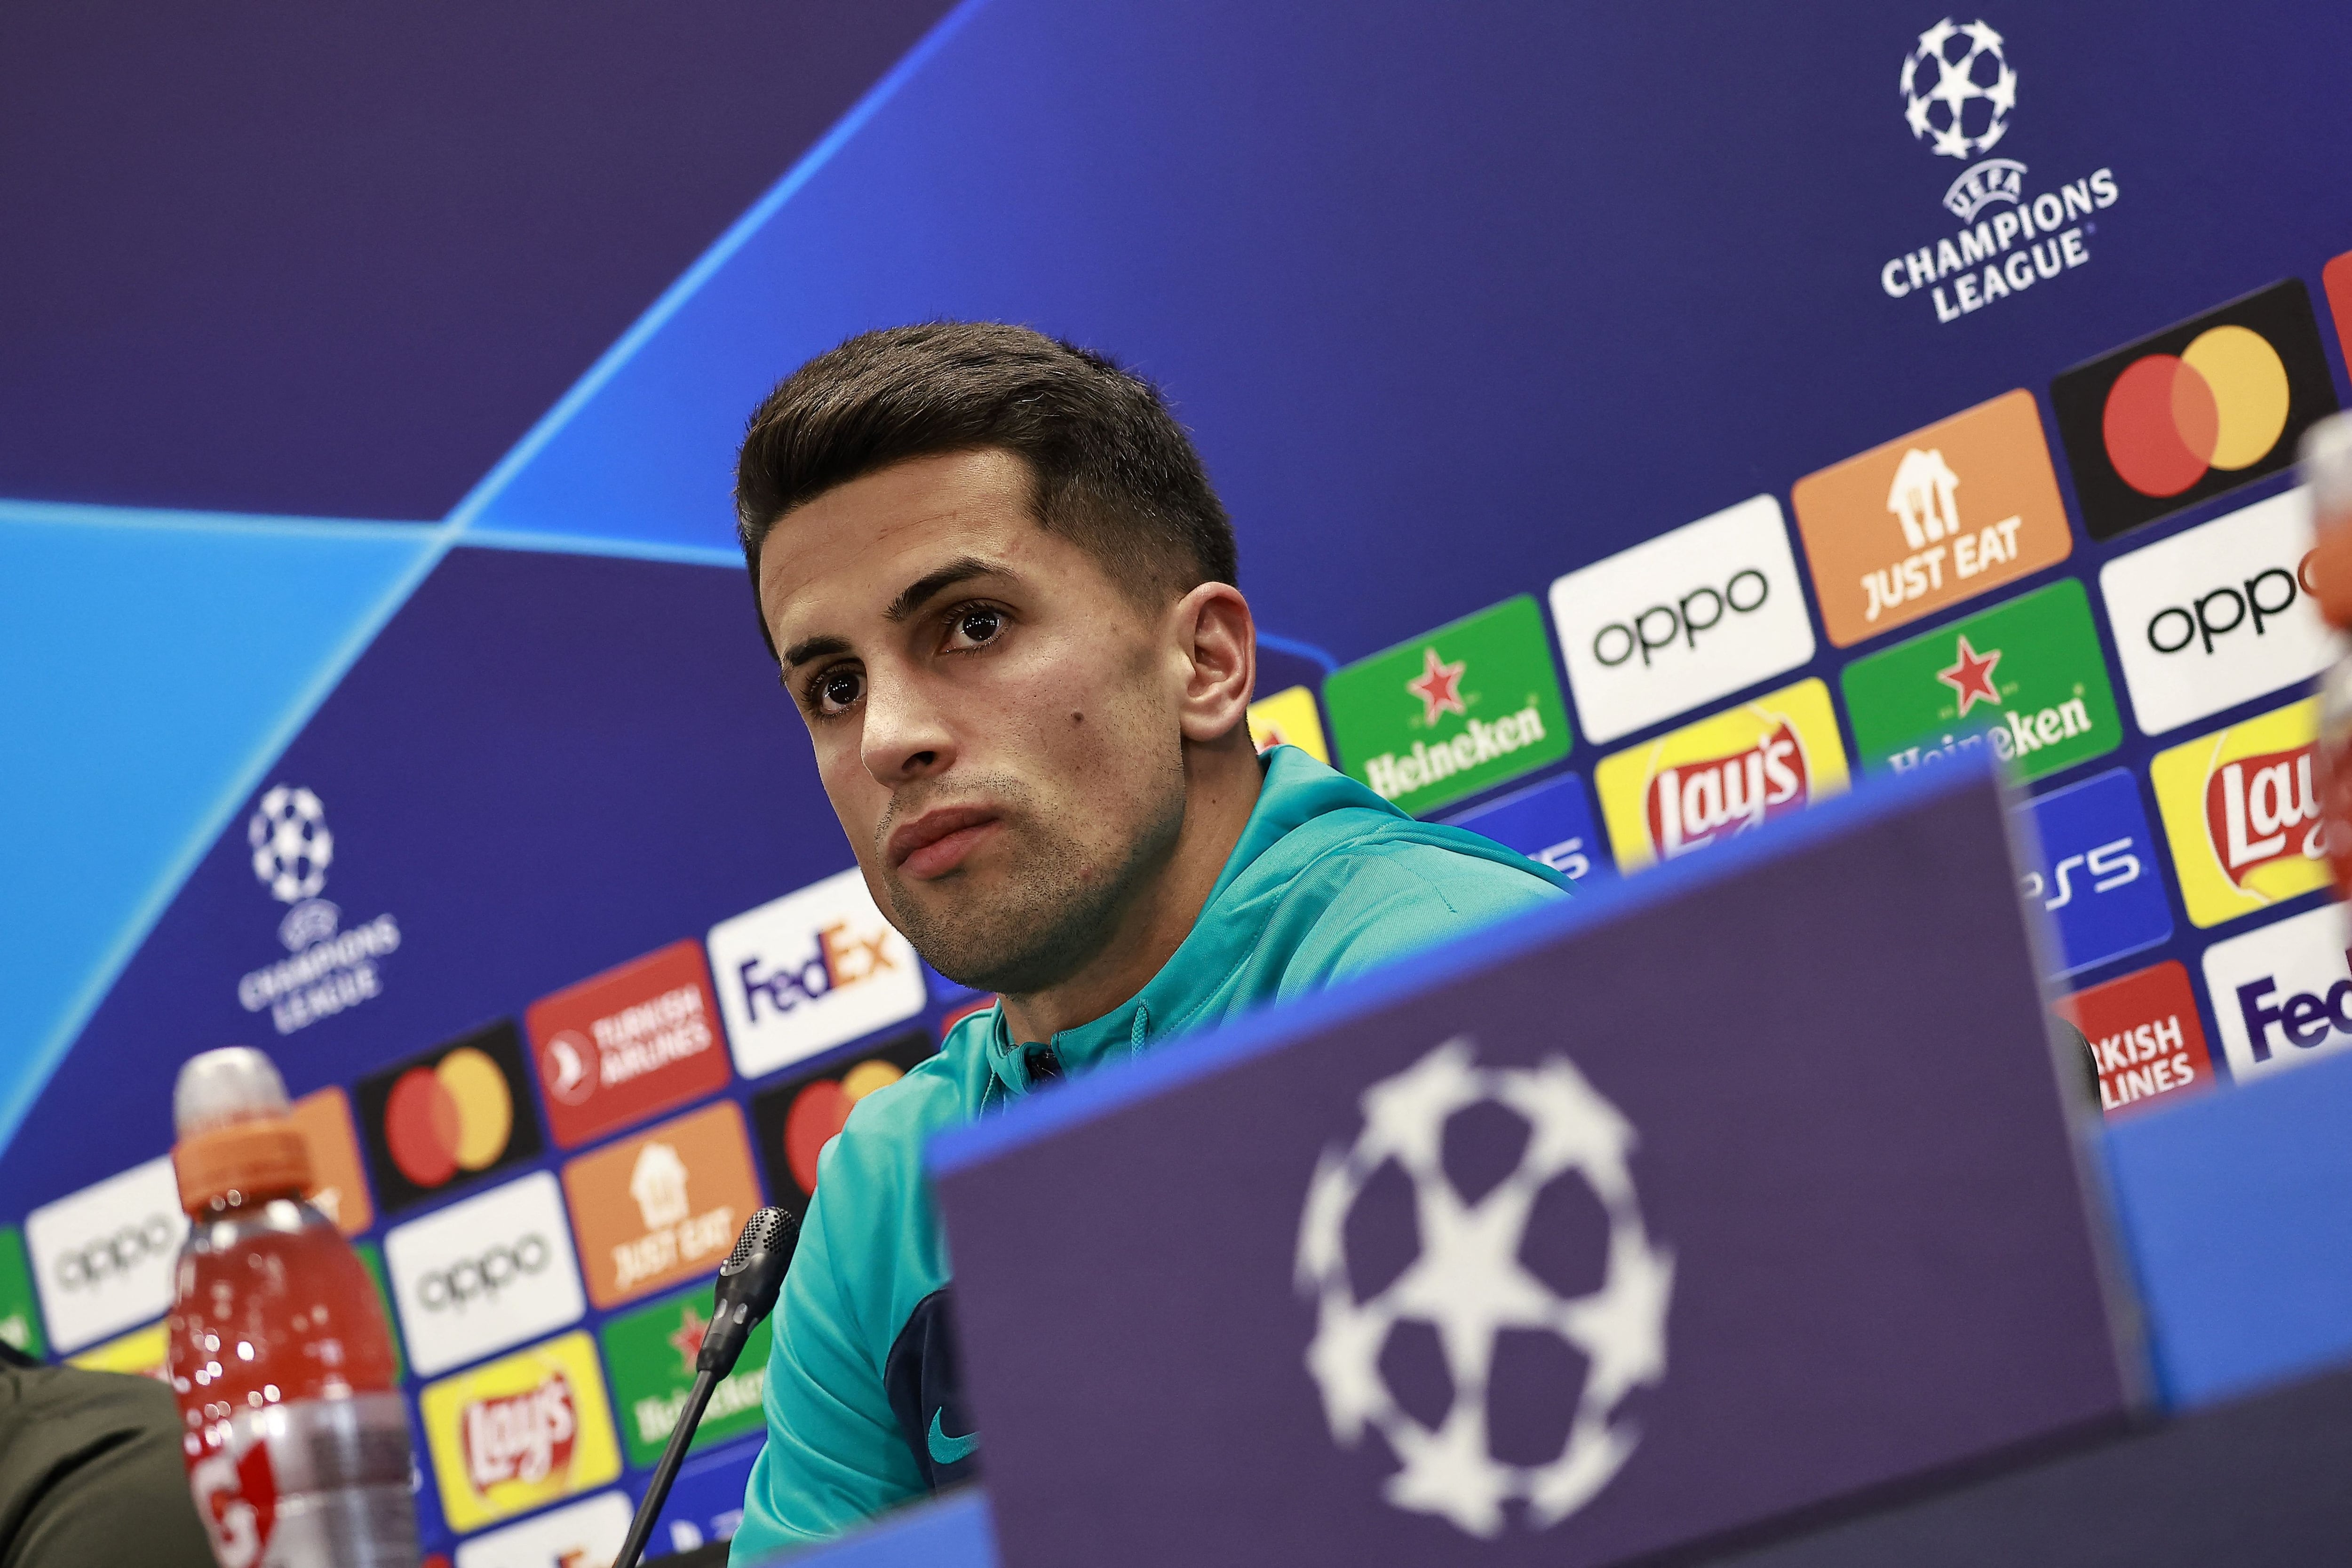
[1878,20,2124,324]
[234,785,402,1036]
[708,867,927,1080]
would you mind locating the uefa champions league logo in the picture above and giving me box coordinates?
[1900,18,2016,161]
[248,783,333,904]
[1295,1039,1673,1538]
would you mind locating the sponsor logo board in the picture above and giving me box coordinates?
[2052,961,2213,1117]
[420,1329,620,1533]
[2014,768,2169,977]
[355,1020,544,1216]
[2201,901,2352,1083]
[709,867,927,1081]
[2148,697,2327,928]
[2326,251,2352,368]
[2097,487,2339,737]
[1791,390,2072,645]
[561,1100,762,1310]
[1842,578,2120,782]
[384,1170,586,1377]
[1247,685,1331,764]
[355,1241,404,1382]
[1546,494,1816,744]
[599,1283,775,1468]
[25,1155,188,1353]
[2051,280,2339,541]
[749,1031,938,1225]
[0,1227,46,1359]
[1593,678,1850,872]
[525,938,731,1149]
[66,1319,170,1379]
[289,1084,373,1236]
[452,1489,632,1568]
[1438,772,1610,884]
[1321,595,1573,817]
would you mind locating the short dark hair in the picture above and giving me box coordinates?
[734,322,1237,655]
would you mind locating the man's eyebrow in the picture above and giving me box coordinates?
[886,557,1009,623]
[780,633,851,670]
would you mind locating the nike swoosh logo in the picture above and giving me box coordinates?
[928,1408,979,1465]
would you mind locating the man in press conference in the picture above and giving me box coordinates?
[727,322,1566,1558]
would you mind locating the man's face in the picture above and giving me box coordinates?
[756,448,1192,995]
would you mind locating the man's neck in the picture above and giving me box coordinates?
[998,738,1263,1045]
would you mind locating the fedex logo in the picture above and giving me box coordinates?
[2014,769,2169,977]
[739,922,901,1023]
[2201,903,2352,1083]
[708,867,927,1079]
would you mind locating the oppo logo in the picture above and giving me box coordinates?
[418,1233,553,1312]
[1549,495,1815,747]
[55,1215,178,1290]
[2145,556,2315,657]
[1592,569,1772,670]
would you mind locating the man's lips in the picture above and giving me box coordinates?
[887,805,1004,880]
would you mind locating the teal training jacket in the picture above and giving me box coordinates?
[731,746,1566,1560]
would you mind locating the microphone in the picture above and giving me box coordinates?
[615,1206,801,1568]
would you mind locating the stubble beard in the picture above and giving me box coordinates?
[878,765,1189,998]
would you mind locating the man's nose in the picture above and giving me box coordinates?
[859,669,955,784]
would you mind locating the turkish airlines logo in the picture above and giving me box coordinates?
[1549,495,1814,745]
[2204,742,2321,888]
[461,1373,579,1491]
[384,1171,585,1378]
[708,868,928,1080]
[1644,721,1810,859]
[526,940,731,1150]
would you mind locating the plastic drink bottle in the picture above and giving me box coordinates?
[166,1046,420,1567]
[2308,413,2352,898]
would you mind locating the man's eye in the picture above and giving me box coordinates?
[946,606,1004,649]
[814,669,864,714]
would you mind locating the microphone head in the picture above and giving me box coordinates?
[701,1207,799,1376]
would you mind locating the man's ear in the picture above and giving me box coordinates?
[1170,582,1256,745]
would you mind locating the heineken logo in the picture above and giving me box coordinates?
[1324,596,1571,816]
[1842,580,2119,784]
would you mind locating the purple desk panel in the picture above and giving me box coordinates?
[931,762,2139,1568]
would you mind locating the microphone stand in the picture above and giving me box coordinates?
[615,1206,800,1568]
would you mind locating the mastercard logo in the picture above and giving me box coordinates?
[2101,326,2289,497]
[2053,279,2337,541]
[747,1029,937,1218]
[783,1058,906,1194]
[384,1046,514,1188]
[358,1020,544,1214]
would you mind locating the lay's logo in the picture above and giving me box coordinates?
[1643,720,1812,858]
[1595,679,1851,872]
[2205,742,2320,889]
[420,1330,619,1532]
[462,1370,577,1492]
[2151,696,2331,928]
